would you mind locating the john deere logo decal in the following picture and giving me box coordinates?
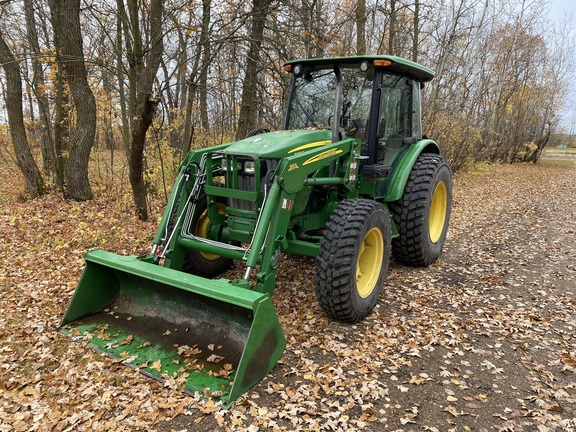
[303,148,343,166]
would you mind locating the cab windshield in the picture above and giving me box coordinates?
[286,67,374,138]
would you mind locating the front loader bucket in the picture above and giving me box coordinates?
[59,250,286,406]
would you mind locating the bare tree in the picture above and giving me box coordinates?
[119,0,164,220]
[198,0,212,131]
[413,0,419,61]
[24,0,56,178]
[388,0,397,54]
[356,0,366,54]
[49,0,97,200]
[236,0,275,140]
[0,30,45,198]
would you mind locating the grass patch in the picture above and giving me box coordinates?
[538,157,576,167]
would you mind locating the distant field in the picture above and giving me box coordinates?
[542,146,576,159]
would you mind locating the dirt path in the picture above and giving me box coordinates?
[1,158,574,432]
[150,159,576,431]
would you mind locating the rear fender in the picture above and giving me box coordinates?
[383,139,439,202]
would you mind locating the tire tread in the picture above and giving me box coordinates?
[315,199,390,322]
[389,153,452,266]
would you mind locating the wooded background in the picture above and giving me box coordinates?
[0,0,574,219]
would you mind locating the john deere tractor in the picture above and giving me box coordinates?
[60,55,452,406]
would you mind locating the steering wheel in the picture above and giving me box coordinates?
[327,116,359,137]
[345,120,359,137]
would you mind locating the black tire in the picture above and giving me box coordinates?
[389,153,452,267]
[182,196,233,278]
[315,199,391,322]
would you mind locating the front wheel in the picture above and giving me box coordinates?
[315,199,391,323]
[389,153,453,266]
[182,196,233,277]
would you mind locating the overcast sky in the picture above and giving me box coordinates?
[549,0,576,22]
[549,0,576,131]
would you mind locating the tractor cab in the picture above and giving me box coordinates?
[284,56,434,170]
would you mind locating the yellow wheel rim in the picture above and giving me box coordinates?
[429,181,447,243]
[195,202,226,260]
[356,227,384,298]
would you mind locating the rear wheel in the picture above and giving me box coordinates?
[315,199,391,322]
[389,153,452,266]
[182,196,233,277]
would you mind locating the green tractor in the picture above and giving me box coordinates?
[60,55,452,406]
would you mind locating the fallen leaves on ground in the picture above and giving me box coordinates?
[1,155,575,431]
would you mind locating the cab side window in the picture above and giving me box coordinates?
[378,75,415,164]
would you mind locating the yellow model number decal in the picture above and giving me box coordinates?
[303,148,343,166]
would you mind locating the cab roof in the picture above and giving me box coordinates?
[284,55,435,83]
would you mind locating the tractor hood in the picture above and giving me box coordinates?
[222,129,332,159]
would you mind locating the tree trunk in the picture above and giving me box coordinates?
[160,58,181,149]
[116,0,131,156]
[50,0,97,200]
[123,0,164,220]
[235,0,273,141]
[100,42,116,154]
[48,2,68,187]
[129,94,160,219]
[24,0,56,177]
[52,58,68,186]
[355,0,366,55]
[412,0,419,62]
[199,0,211,131]
[388,0,396,55]
[182,78,198,159]
[0,31,45,198]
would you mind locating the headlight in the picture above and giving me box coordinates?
[220,158,242,171]
[243,161,255,174]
